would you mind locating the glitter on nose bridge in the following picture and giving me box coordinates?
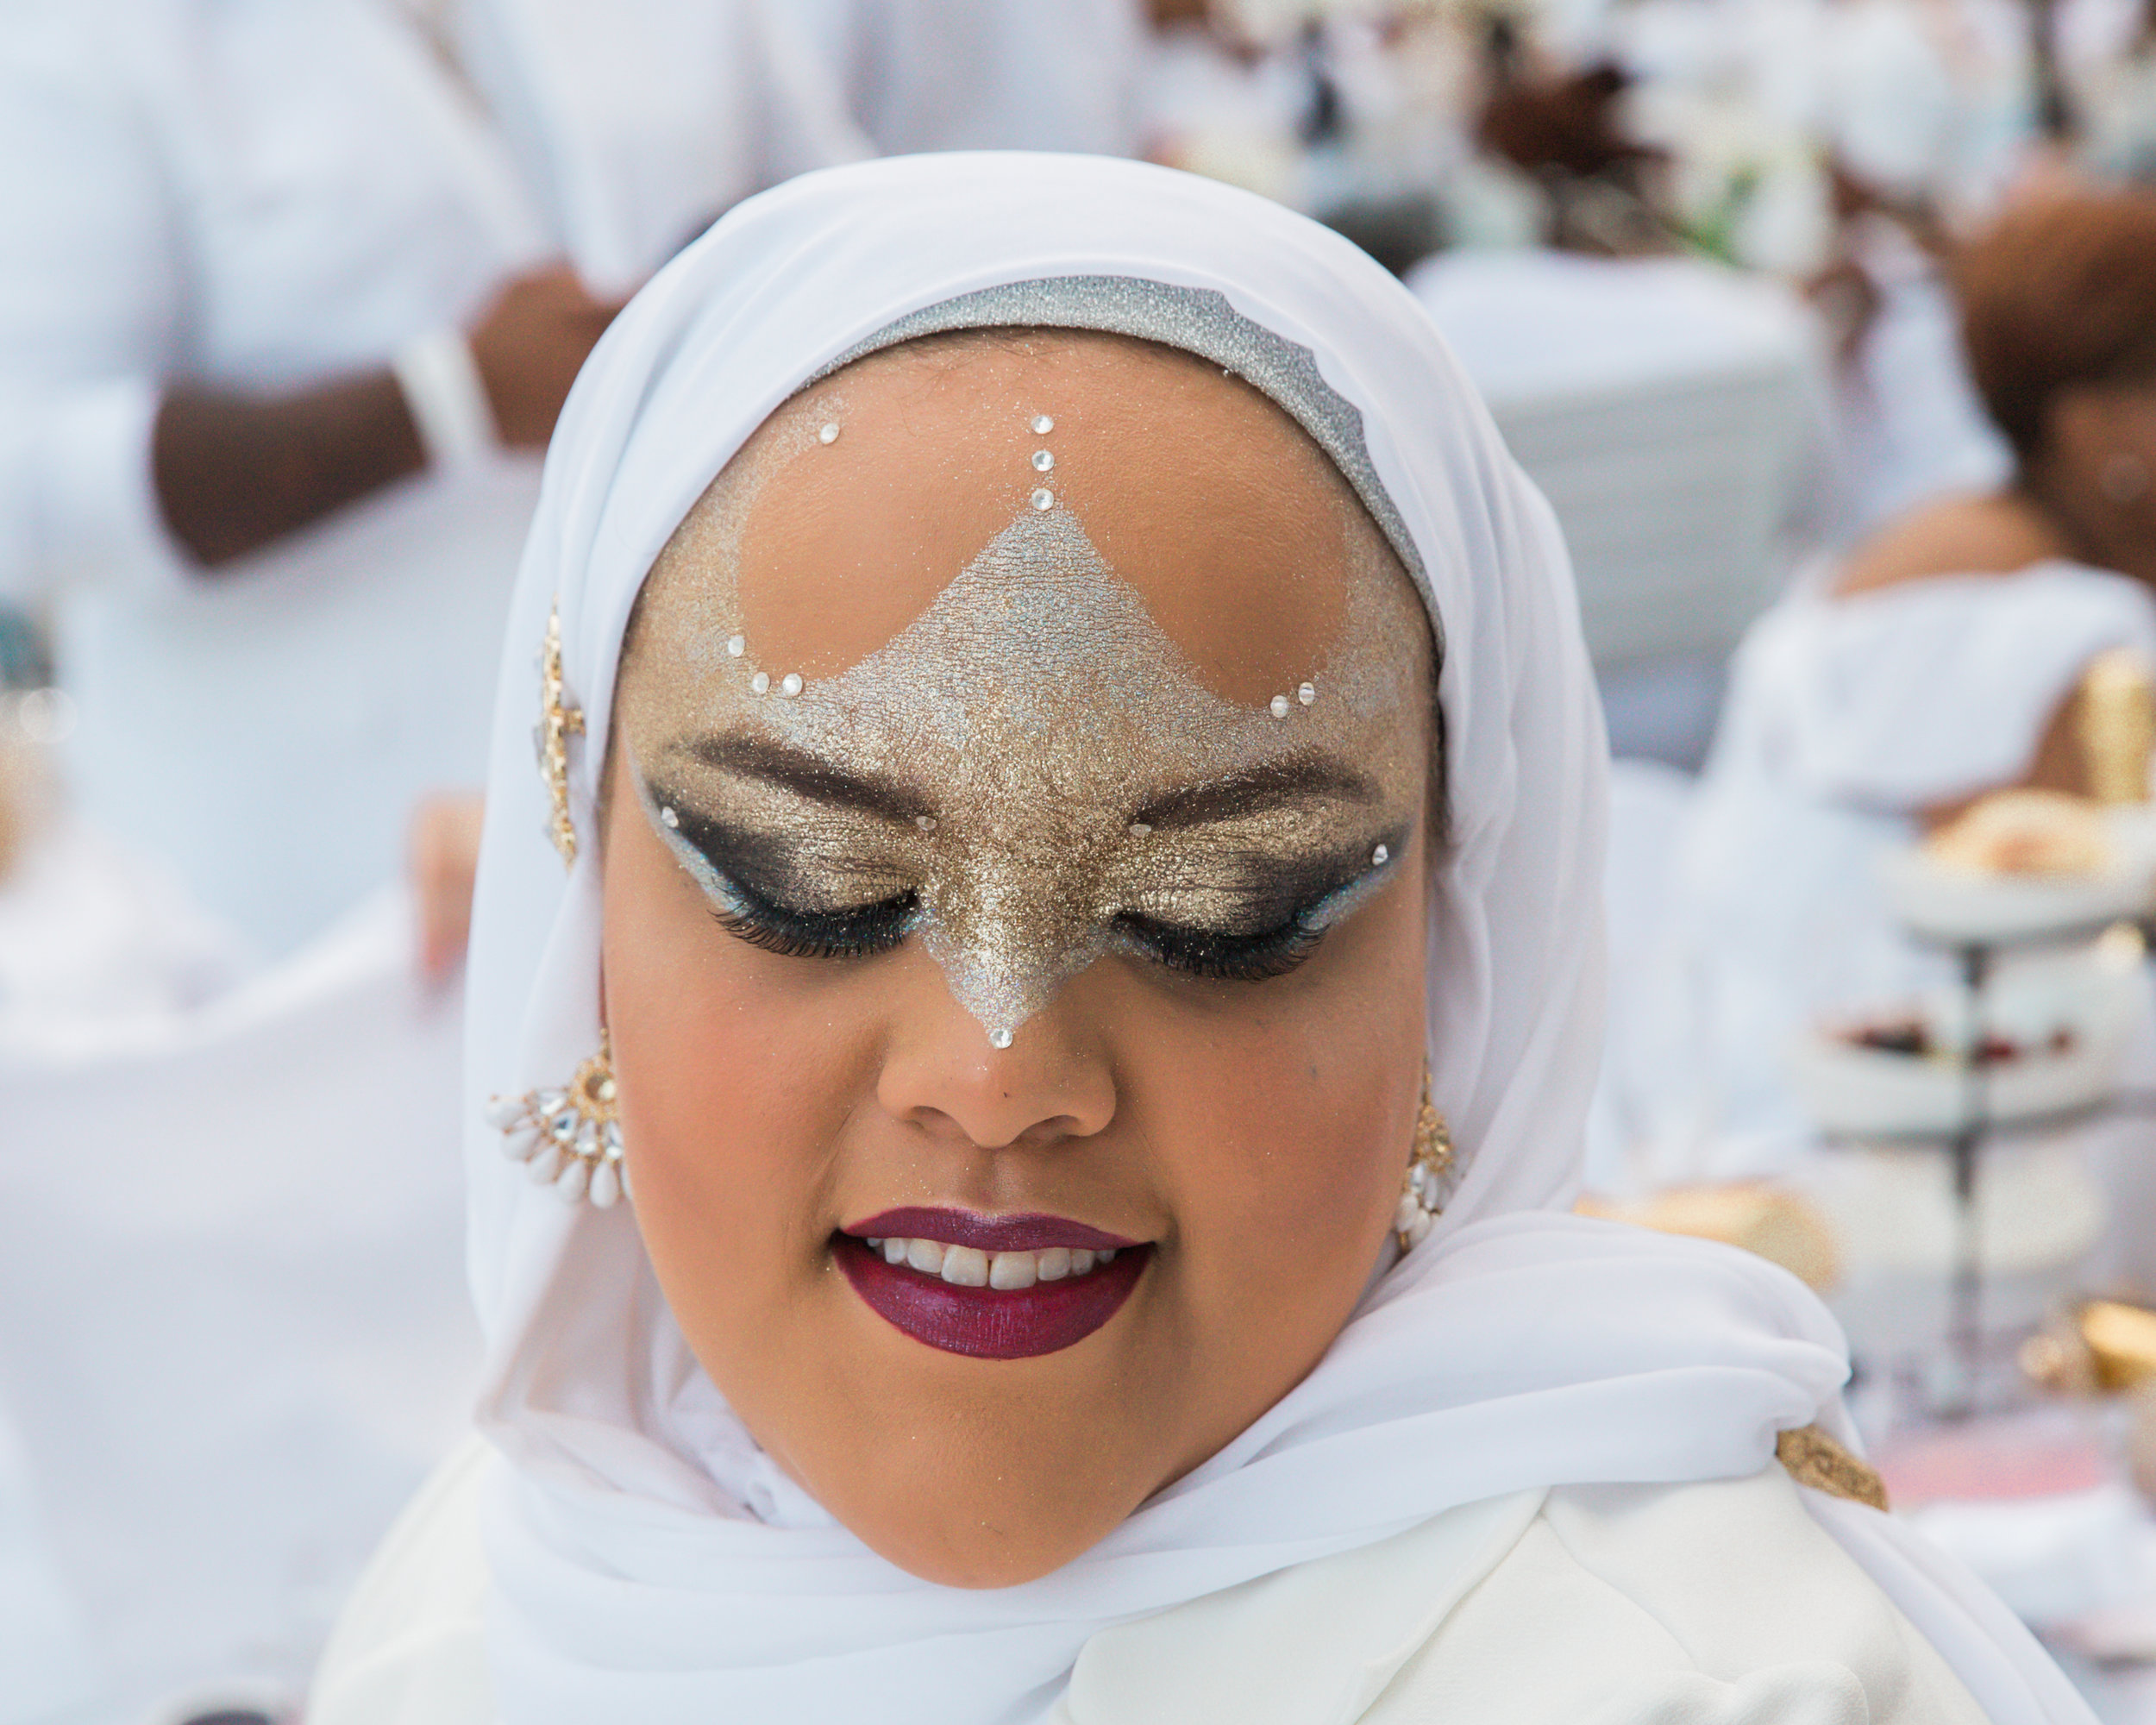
[624,405,1421,1053]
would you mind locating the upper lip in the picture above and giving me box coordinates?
[841,1207,1141,1252]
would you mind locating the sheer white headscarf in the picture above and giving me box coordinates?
[463,153,2090,1725]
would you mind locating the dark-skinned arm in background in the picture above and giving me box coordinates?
[153,264,620,568]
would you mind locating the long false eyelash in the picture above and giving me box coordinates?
[1116,853,1397,983]
[1114,905,1331,982]
[705,864,919,962]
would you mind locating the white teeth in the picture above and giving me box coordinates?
[864,1236,1133,1287]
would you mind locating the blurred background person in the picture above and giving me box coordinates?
[1595,187,2156,1187]
[0,0,860,963]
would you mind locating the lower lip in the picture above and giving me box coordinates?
[834,1235,1150,1360]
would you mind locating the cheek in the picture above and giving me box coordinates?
[1123,860,1428,1333]
[599,803,868,1318]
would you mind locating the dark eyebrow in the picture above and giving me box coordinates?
[1131,755,1382,832]
[665,733,933,825]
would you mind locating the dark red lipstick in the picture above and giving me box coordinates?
[835,1208,1149,1360]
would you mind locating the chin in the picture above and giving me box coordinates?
[862,1500,1119,1590]
[787,1341,1160,1590]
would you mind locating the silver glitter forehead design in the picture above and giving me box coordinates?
[813,276,1435,654]
[623,301,1436,1048]
[631,503,1417,1044]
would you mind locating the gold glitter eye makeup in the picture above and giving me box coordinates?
[1112,835,1404,982]
[638,776,924,963]
[615,334,1432,1047]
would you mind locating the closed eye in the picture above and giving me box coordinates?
[707,868,920,961]
[1113,847,1399,982]
[1114,905,1330,981]
[648,787,921,961]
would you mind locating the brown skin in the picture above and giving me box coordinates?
[601,336,1434,1588]
[154,263,620,568]
[409,790,486,982]
[1837,379,2156,599]
[1834,379,2156,819]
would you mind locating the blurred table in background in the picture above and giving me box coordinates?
[1413,248,1832,764]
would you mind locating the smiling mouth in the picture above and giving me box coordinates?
[834,1208,1150,1360]
[865,1233,1125,1286]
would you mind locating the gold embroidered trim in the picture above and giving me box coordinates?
[539,602,585,868]
[1776,1425,1889,1512]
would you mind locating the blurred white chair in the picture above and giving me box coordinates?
[1409,249,1832,672]
[0,889,477,1720]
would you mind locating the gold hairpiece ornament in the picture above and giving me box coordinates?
[538,601,586,867]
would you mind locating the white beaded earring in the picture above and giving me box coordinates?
[487,1033,628,1208]
[1395,1065,1452,1251]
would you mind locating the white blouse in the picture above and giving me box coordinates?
[309,1443,1985,1725]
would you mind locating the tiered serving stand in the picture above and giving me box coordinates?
[1793,812,2156,1417]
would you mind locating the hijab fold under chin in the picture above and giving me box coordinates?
[461,152,2089,1725]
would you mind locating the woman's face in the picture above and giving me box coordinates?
[605,332,1435,1587]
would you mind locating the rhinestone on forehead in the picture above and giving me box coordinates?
[810,276,1432,638]
[632,304,1433,1047]
[1031,449,1054,473]
[818,422,840,444]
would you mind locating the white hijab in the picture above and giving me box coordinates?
[463,153,2091,1725]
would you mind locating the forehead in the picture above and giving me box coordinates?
[631,331,1407,707]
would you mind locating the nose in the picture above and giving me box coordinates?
[876,971,1116,1152]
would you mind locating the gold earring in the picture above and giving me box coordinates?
[486,1032,627,1208]
[538,599,586,869]
[1395,1065,1451,1251]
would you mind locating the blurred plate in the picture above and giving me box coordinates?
[1789,950,2137,1138]
[1881,806,2156,947]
